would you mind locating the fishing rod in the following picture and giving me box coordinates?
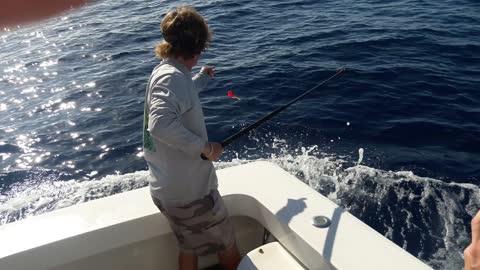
[201,68,345,160]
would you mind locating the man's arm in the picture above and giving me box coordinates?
[192,66,214,93]
[1,0,91,28]
[148,75,207,157]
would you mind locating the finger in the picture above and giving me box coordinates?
[465,245,473,270]
[215,148,223,159]
[472,211,480,244]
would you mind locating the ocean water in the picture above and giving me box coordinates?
[1,0,479,269]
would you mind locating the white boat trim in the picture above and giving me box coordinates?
[0,161,432,270]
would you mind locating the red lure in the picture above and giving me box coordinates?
[227,90,240,100]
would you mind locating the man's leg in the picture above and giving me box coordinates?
[179,252,198,270]
[217,243,241,270]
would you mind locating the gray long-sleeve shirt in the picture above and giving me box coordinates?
[143,58,218,204]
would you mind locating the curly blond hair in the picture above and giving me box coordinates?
[156,6,212,60]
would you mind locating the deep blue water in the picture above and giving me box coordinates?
[1,0,479,269]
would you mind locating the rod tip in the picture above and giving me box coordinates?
[336,68,346,73]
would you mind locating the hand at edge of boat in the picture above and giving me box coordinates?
[465,210,480,270]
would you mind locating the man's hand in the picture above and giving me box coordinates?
[200,65,215,78]
[202,142,223,161]
[465,210,480,270]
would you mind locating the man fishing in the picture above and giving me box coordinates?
[142,6,241,270]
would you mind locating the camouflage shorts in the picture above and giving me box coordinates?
[151,189,236,256]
